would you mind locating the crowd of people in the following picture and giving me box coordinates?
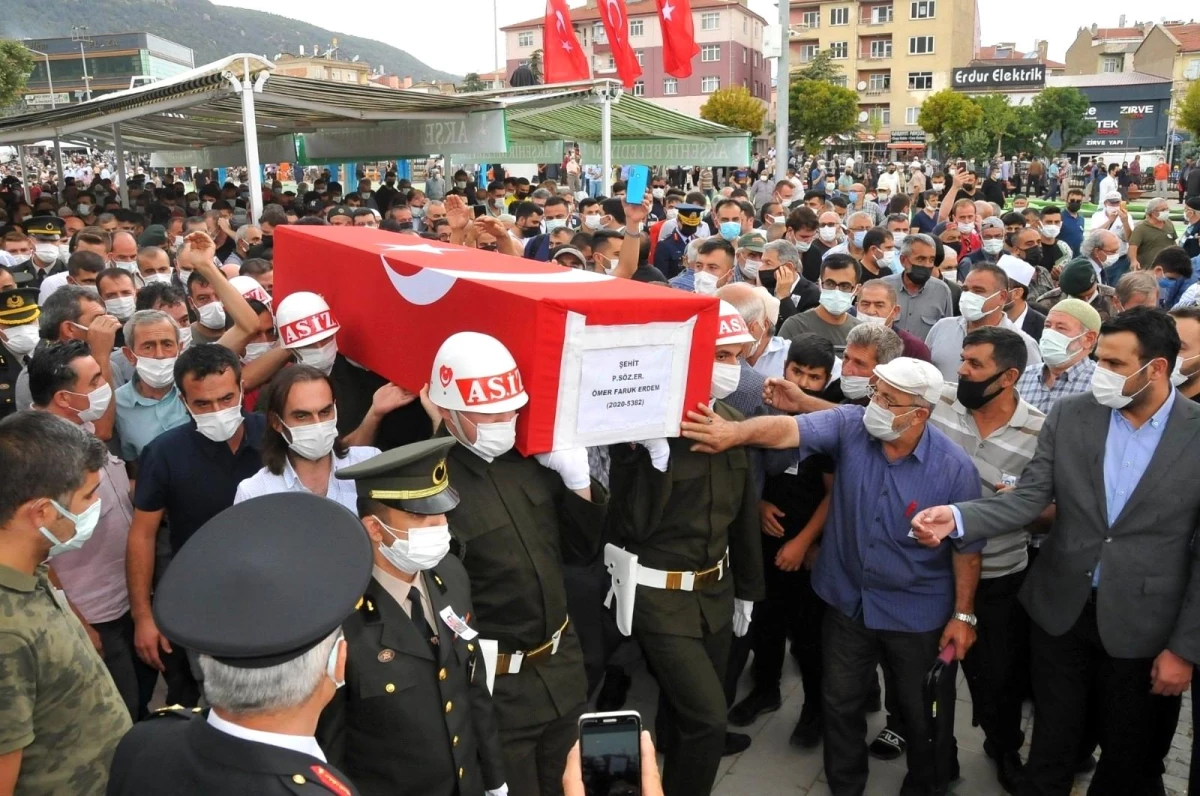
[1,151,1200,796]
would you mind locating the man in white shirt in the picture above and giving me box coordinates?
[1098,163,1120,201]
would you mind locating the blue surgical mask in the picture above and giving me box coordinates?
[848,191,859,204]
[852,231,867,248]
[719,221,741,241]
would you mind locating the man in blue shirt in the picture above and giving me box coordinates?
[681,356,982,796]
[1059,187,1087,257]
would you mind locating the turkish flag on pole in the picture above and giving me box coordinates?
[543,0,591,83]
[596,0,642,89]
[656,0,700,78]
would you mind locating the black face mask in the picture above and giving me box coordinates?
[1022,246,1043,267]
[906,265,933,286]
[955,368,1007,411]
[397,221,414,230]
[944,241,962,256]
[1067,200,1082,212]
[523,226,540,238]
[759,269,778,294]
[679,223,699,237]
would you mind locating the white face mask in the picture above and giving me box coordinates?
[982,239,1004,255]
[243,341,276,363]
[1090,362,1152,409]
[666,208,679,220]
[197,301,226,329]
[957,222,976,235]
[863,399,916,442]
[878,250,897,269]
[958,290,1001,322]
[818,226,838,243]
[104,296,136,320]
[544,218,567,232]
[135,355,177,389]
[583,215,603,230]
[819,288,854,316]
[1041,224,1061,238]
[742,259,761,281]
[39,497,103,557]
[795,239,812,252]
[1,323,39,357]
[34,242,59,263]
[1170,354,1200,387]
[711,361,741,399]
[694,270,720,296]
[858,312,889,326]
[67,383,113,422]
[1038,328,1085,367]
[143,272,173,286]
[840,374,871,399]
[177,325,193,350]
[451,412,517,462]
[296,339,338,375]
[1103,252,1120,267]
[283,417,339,460]
[652,188,665,199]
[374,517,452,574]
[190,401,245,442]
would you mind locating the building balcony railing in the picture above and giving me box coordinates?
[860,52,892,61]
[859,16,894,25]
[862,86,891,95]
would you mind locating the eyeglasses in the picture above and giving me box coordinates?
[821,279,857,293]
[867,386,919,410]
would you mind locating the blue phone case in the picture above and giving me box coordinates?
[627,165,649,203]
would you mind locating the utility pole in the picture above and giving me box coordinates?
[493,0,500,72]
[72,26,92,100]
[775,0,790,182]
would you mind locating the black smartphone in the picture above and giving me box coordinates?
[472,204,487,218]
[579,711,642,796]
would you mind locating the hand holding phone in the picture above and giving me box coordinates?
[564,719,662,796]
[626,165,650,206]
[572,711,646,796]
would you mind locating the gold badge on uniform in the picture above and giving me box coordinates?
[378,649,395,662]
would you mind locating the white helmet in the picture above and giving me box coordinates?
[717,300,755,346]
[428,332,528,414]
[275,291,340,349]
[228,275,271,307]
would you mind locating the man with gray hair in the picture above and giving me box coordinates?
[107,494,371,794]
[668,236,707,292]
[115,310,189,463]
[1127,197,1178,273]
[1079,228,1121,286]
[1115,271,1160,312]
[223,224,262,269]
[821,211,874,262]
[761,239,820,325]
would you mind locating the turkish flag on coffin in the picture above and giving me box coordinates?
[272,226,718,455]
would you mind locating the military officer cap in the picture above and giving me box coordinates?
[675,204,704,226]
[0,288,39,326]
[22,216,65,239]
[327,205,352,220]
[152,493,372,668]
[336,436,460,515]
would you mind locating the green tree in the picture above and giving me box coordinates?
[789,78,859,153]
[917,89,983,157]
[792,49,842,83]
[0,40,35,110]
[972,93,1017,157]
[699,86,766,134]
[1031,86,1093,156]
[460,72,486,92]
[528,49,543,83]
[1177,79,1200,142]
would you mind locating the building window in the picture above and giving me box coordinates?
[910,0,935,18]
[630,19,643,36]
[906,106,920,125]
[801,44,820,62]
[664,77,678,95]
[701,12,721,30]
[801,10,820,27]
[869,40,892,59]
[754,51,759,67]
[869,5,893,23]
[830,75,848,87]
[701,75,720,93]
[633,80,645,96]
[701,44,721,62]
[594,22,607,44]
[636,50,644,66]
[830,7,849,25]
[744,17,748,33]
[908,70,932,89]
[518,31,534,47]
[579,26,587,46]
[743,48,748,64]
[608,56,615,70]
[869,72,890,90]
[909,36,934,54]
[869,106,890,125]
[1102,57,1120,73]
[830,41,848,59]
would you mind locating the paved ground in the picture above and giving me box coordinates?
[614,649,1195,795]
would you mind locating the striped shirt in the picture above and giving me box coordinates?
[234,445,381,512]
[1014,357,1096,415]
[930,385,1045,579]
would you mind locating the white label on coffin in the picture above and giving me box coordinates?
[553,311,696,450]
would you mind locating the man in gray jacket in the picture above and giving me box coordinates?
[912,306,1200,796]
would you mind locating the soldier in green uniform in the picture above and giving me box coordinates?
[8,217,67,288]
[426,332,607,796]
[604,300,766,796]
[107,493,371,796]
[0,287,40,420]
[318,437,507,796]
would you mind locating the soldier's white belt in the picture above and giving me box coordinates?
[478,617,569,694]
[603,544,729,637]
[635,552,729,591]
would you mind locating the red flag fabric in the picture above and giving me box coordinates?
[596,0,643,89]
[543,0,591,84]
[656,0,700,78]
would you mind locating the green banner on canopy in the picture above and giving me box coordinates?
[296,110,508,163]
[453,139,566,163]
[579,136,750,167]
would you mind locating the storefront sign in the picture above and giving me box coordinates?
[1077,100,1167,150]
[951,64,1046,90]
[890,130,926,143]
[579,136,750,166]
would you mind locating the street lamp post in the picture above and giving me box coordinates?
[71,26,92,100]
[22,46,55,108]
[23,44,66,192]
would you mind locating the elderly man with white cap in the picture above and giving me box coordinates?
[998,254,1047,342]
[681,356,982,796]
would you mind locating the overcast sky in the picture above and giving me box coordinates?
[212,0,1195,77]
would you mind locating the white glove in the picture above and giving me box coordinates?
[534,448,591,491]
[637,438,670,473]
[732,599,754,638]
[486,785,509,796]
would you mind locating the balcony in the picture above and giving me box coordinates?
[861,86,891,95]
[859,51,893,61]
[859,14,894,25]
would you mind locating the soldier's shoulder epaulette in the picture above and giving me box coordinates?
[356,594,379,621]
[282,764,354,796]
[147,704,203,720]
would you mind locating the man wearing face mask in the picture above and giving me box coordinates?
[0,287,39,420]
[858,227,896,283]
[0,412,133,795]
[109,493,369,796]
[1035,206,1073,275]
[712,199,750,245]
[997,255,1046,342]
[316,437,508,796]
[606,302,765,794]
[881,234,953,340]
[1035,258,1119,322]
[912,307,1200,796]
[734,233,767,284]
[1003,227,1056,303]
[427,332,605,796]
[522,197,571,262]
[98,268,138,329]
[960,217,1007,282]
[1168,306,1200,402]
[1127,198,1178,274]
[691,238,738,297]
[655,205,707,280]
[1015,299,1101,415]
[114,310,191,464]
[760,239,821,326]
[1060,188,1087,256]
[9,216,67,288]
[778,254,862,353]
[682,356,983,796]
[925,262,1041,382]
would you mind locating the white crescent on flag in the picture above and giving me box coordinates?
[606,0,624,42]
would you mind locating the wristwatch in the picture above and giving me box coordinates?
[953,612,978,627]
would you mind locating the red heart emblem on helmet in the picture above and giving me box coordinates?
[439,365,453,388]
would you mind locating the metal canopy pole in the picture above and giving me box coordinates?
[231,59,266,221]
[775,0,790,182]
[19,146,31,203]
[601,89,613,197]
[113,124,128,208]
[54,139,66,193]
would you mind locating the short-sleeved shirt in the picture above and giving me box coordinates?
[881,272,954,341]
[234,445,381,513]
[925,315,1042,383]
[0,564,131,795]
[114,380,190,462]
[1127,221,1178,268]
[930,385,1045,579]
[798,405,983,633]
[134,413,267,553]
[777,309,861,355]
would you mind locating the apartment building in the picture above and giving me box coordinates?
[973,41,1064,76]
[1134,23,1200,123]
[1063,22,1152,76]
[501,0,770,119]
[787,0,979,141]
[21,32,193,104]
[273,52,371,85]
